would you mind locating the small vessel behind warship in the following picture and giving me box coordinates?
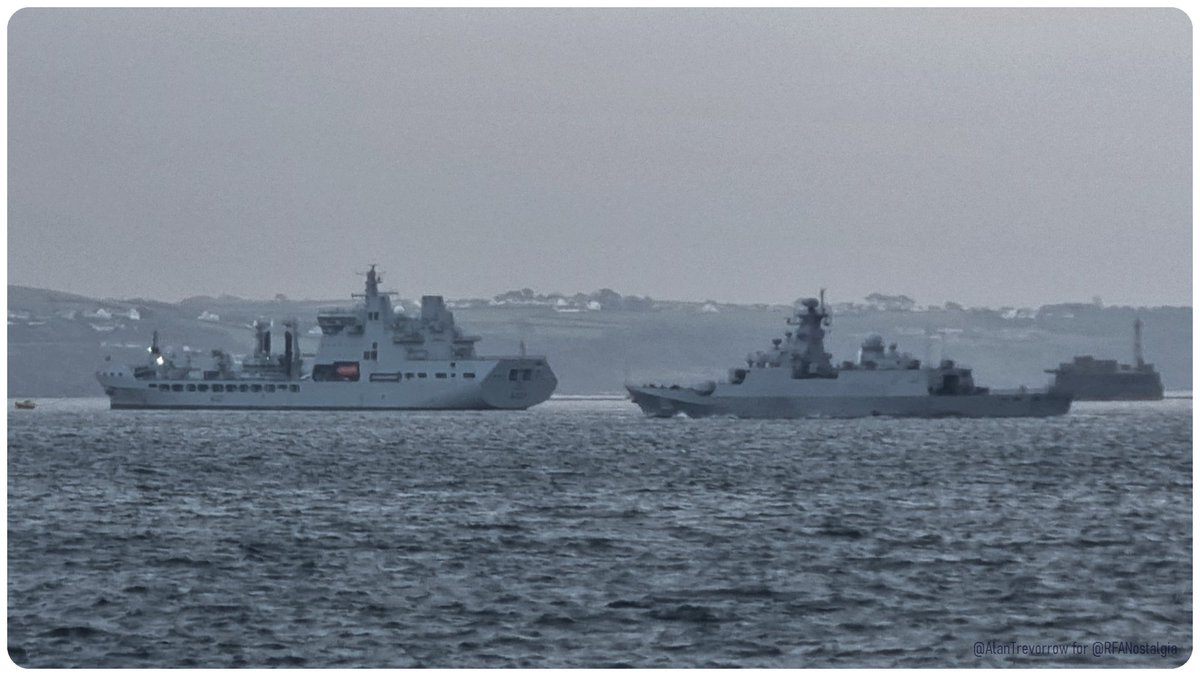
[96,267,557,410]
[626,292,1071,418]
[1045,318,1165,401]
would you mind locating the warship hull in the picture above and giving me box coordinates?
[627,385,1071,419]
[629,290,1070,419]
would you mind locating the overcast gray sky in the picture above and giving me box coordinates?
[8,8,1191,307]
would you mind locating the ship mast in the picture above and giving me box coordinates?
[1134,317,1145,368]
[819,288,832,327]
[366,264,378,297]
[353,264,384,299]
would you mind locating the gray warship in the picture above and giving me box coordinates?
[1045,318,1165,401]
[626,293,1071,418]
[96,267,557,410]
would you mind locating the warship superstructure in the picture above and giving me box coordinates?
[1045,318,1165,401]
[96,267,556,410]
[626,293,1071,418]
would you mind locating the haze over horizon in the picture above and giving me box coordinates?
[8,9,1192,309]
[8,274,1191,311]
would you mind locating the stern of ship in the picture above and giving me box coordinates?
[952,389,1073,417]
[478,357,558,409]
[1034,390,1073,416]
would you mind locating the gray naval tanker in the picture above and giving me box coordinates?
[626,293,1070,419]
[96,267,556,410]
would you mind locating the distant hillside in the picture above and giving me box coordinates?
[7,285,1191,397]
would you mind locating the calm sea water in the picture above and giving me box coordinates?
[7,397,1192,667]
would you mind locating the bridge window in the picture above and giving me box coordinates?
[436,373,447,379]
[509,369,518,381]
[251,384,262,392]
[239,384,248,392]
[197,384,209,392]
[172,384,183,392]
[187,384,196,392]
[290,385,299,392]
[265,384,276,393]
[463,373,476,379]
[212,384,223,392]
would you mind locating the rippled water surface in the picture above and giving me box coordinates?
[8,398,1192,667]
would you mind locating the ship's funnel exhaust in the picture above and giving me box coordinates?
[284,331,293,376]
[253,319,272,357]
[421,295,447,321]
